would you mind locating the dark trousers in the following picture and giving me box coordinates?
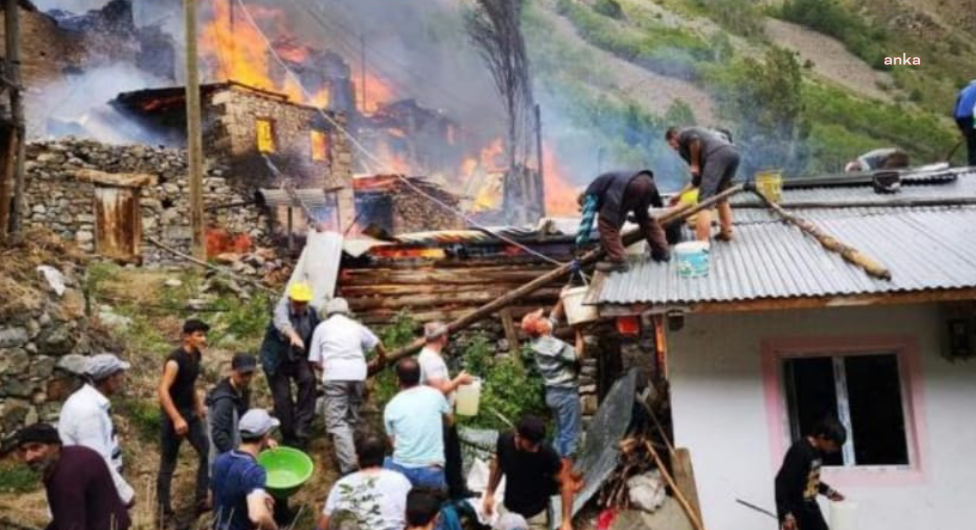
[958,117,976,166]
[444,423,466,499]
[269,359,316,445]
[157,413,209,515]
[598,175,668,262]
[796,506,829,530]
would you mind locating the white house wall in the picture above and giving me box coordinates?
[667,303,976,530]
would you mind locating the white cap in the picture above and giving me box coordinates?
[84,353,131,381]
[239,409,280,439]
[325,297,351,316]
[424,321,448,341]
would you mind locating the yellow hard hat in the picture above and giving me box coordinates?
[288,282,313,302]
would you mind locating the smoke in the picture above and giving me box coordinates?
[29,63,170,144]
[32,0,111,11]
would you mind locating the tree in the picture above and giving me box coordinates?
[465,0,541,223]
[715,47,810,176]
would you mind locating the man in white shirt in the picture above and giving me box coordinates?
[417,322,474,499]
[57,353,135,507]
[308,298,387,474]
[317,435,411,530]
[383,357,452,491]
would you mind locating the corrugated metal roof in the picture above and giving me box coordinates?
[594,207,976,306]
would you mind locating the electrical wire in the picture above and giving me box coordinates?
[232,0,565,266]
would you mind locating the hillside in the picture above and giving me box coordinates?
[527,0,976,190]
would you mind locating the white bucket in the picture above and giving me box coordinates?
[675,241,710,278]
[561,285,599,325]
[830,501,858,530]
[456,378,482,416]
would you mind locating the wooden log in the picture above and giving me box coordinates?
[645,441,707,530]
[750,189,892,280]
[371,184,747,373]
[339,282,563,297]
[672,448,704,523]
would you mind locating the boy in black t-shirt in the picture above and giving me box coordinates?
[483,415,576,530]
[775,419,847,530]
[157,319,211,526]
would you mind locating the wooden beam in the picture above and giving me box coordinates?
[750,189,891,280]
[598,287,976,316]
[0,130,16,239]
[372,184,748,374]
[672,448,703,524]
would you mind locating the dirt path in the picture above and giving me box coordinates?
[538,2,718,124]
[763,18,896,102]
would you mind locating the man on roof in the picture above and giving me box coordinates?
[576,170,670,273]
[955,79,976,166]
[844,148,910,173]
[666,126,741,242]
[260,282,319,449]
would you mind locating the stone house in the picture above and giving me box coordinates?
[113,81,355,231]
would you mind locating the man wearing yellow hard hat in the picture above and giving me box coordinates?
[259,281,319,449]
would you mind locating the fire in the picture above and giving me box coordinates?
[353,72,395,114]
[200,1,329,107]
[542,144,579,216]
[374,143,412,175]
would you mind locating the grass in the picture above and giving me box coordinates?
[117,396,162,444]
[0,459,39,494]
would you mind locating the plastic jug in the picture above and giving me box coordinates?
[455,378,482,416]
[830,501,858,530]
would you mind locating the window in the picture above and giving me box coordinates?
[256,119,275,153]
[783,353,910,467]
[311,130,330,162]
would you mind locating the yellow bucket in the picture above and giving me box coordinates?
[755,170,783,203]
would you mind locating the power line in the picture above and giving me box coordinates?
[233,0,563,266]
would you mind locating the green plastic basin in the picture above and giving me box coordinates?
[257,447,314,499]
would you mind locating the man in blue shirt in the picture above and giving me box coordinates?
[211,409,279,530]
[383,358,452,491]
[956,80,976,166]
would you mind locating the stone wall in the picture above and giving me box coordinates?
[207,85,356,231]
[24,139,270,263]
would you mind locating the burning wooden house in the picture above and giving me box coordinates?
[353,174,465,235]
[113,81,356,230]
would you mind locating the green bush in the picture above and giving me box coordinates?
[593,0,624,20]
[118,396,162,443]
[692,0,764,38]
[457,335,546,431]
[778,0,889,70]
[0,459,39,493]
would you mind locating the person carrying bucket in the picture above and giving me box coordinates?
[576,170,671,273]
[665,126,740,242]
[774,418,847,530]
[212,409,280,530]
[520,301,585,490]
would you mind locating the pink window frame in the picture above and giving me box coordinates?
[761,335,928,487]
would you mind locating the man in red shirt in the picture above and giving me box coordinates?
[17,423,130,530]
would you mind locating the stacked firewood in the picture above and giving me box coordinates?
[598,432,670,509]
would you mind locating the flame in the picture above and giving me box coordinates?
[374,142,412,174]
[352,72,395,113]
[541,145,579,216]
[200,2,329,107]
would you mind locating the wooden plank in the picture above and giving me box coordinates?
[345,287,561,311]
[672,448,703,524]
[339,282,562,297]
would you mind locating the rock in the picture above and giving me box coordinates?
[38,323,75,355]
[164,278,183,288]
[32,204,47,214]
[0,327,29,348]
[1,377,34,398]
[26,318,41,339]
[0,348,30,373]
[75,230,94,244]
[98,306,132,331]
[215,252,243,265]
[0,398,31,434]
[29,356,58,379]
[581,395,599,415]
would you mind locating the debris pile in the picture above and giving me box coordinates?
[213,247,292,285]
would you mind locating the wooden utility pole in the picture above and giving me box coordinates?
[184,0,206,259]
[360,34,366,113]
[5,0,26,238]
[534,103,545,215]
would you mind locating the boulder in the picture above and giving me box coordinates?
[0,327,29,348]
